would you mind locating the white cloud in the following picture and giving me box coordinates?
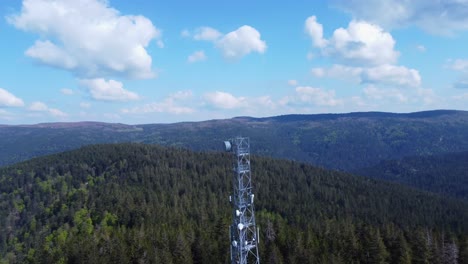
[362,64,421,87]
[216,25,267,59]
[305,16,328,48]
[25,40,77,69]
[312,64,421,87]
[193,27,222,41]
[296,86,342,106]
[48,108,67,118]
[0,88,24,107]
[282,86,342,107]
[328,20,398,66]
[256,95,276,109]
[186,25,267,59]
[204,91,248,109]
[448,59,468,72]
[80,78,140,102]
[307,17,421,89]
[363,85,408,103]
[28,101,67,117]
[61,88,74,95]
[8,0,160,79]
[306,17,399,66]
[288,80,298,86]
[187,50,207,63]
[416,87,437,104]
[312,65,363,82]
[333,0,468,35]
[122,90,194,114]
[29,101,48,111]
[311,68,326,78]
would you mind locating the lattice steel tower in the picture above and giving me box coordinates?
[224,137,260,264]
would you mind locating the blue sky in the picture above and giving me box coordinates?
[1,0,468,124]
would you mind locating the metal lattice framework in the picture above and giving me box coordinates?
[225,137,260,264]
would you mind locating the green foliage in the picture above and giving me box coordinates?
[1,110,468,172]
[357,151,468,201]
[0,143,467,263]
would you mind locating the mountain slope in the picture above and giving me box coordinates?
[356,151,468,201]
[1,143,467,263]
[1,110,468,171]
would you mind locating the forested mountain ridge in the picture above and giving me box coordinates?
[356,151,468,201]
[1,110,468,171]
[1,143,467,263]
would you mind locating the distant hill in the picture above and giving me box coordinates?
[356,151,468,201]
[1,143,467,263]
[1,110,468,171]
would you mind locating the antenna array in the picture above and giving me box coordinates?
[224,137,260,264]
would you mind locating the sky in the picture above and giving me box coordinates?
[1,0,468,124]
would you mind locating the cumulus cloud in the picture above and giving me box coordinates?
[204,91,248,109]
[307,17,421,88]
[256,95,276,109]
[187,50,207,63]
[311,68,326,78]
[333,0,468,35]
[305,16,328,48]
[295,86,342,106]
[216,25,267,59]
[282,86,342,107]
[8,0,160,79]
[28,101,67,117]
[312,64,421,87]
[363,85,408,103]
[448,59,468,72]
[122,90,194,114]
[362,64,421,87]
[305,17,399,66]
[326,20,399,66]
[80,78,140,102]
[0,88,24,107]
[186,25,267,59]
[202,91,277,114]
[29,101,48,111]
[312,65,362,82]
[193,27,222,41]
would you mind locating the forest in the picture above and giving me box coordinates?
[356,151,468,201]
[1,143,467,263]
[1,110,468,171]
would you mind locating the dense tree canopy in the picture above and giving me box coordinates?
[1,110,468,171]
[1,143,467,263]
[356,151,468,201]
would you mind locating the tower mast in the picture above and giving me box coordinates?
[224,137,260,264]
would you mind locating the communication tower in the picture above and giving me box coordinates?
[224,137,260,264]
